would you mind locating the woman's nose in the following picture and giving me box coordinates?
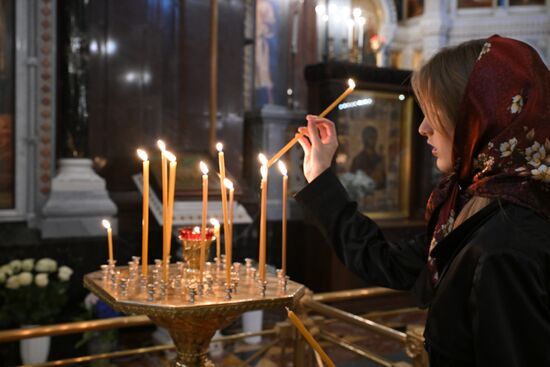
[418,117,433,137]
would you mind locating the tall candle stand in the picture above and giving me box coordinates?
[84,257,304,367]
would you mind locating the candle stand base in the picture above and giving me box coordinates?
[84,264,304,367]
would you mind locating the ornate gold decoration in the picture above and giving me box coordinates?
[84,265,304,367]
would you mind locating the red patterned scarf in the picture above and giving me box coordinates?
[425,35,550,282]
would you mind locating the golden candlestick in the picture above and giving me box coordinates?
[84,265,304,367]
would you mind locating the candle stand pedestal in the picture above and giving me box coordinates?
[84,264,304,367]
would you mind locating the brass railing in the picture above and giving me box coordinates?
[0,287,427,367]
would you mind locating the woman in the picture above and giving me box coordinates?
[294,35,550,366]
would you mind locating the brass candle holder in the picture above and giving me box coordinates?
[84,260,304,367]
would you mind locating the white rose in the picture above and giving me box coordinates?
[6,275,20,289]
[48,259,58,272]
[36,258,57,273]
[0,272,6,284]
[0,265,13,276]
[35,273,49,288]
[57,266,73,282]
[9,260,22,273]
[18,272,33,287]
[21,259,35,272]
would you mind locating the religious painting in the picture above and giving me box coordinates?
[335,90,413,219]
[255,0,288,107]
[0,0,15,210]
[457,0,494,8]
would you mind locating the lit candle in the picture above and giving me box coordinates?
[200,161,209,240]
[164,150,177,281]
[216,142,231,286]
[210,218,221,265]
[224,178,234,243]
[102,219,114,264]
[267,79,356,168]
[286,307,336,367]
[278,161,288,277]
[137,149,149,277]
[258,154,268,282]
[157,140,168,269]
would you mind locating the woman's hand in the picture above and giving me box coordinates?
[297,115,338,183]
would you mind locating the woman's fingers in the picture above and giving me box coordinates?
[316,122,335,142]
[297,133,311,155]
[306,116,321,146]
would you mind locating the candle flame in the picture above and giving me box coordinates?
[164,151,176,162]
[192,226,200,234]
[258,153,268,166]
[199,161,209,175]
[261,165,268,179]
[216,142,223,152]
[348,79,356,89]
[224,178,234,190]
[210,218,220,228]
[157,140,166,152]
[102,219,111,229]
[278,161,288,176]
[137,149,148,161]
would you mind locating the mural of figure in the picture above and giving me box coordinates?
[255,0,275,105]
[350,126,386,189]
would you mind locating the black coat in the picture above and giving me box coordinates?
[294,169,550,367]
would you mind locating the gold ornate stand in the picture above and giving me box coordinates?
[84,265,304,367]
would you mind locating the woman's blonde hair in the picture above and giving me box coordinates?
[411,39,486,138]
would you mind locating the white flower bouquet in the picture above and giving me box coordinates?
[0,258,73,327]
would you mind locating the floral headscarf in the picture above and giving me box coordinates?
[425,35,550,282]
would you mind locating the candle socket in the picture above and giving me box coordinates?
[224,284,232,300]
[119,278,128,297]
[206,275,214,295]
[232,262,241,275]
[248,268,257,283]
[110,272,118,291]
[101,265,109,282]
[279,276,290,291]
[188,285,197,303]
[174,275,182,292]
[231,274,239,294]
[147,283,155,302]
[160,281,168,299]
[259,280,268,297]
[154,259,162,270]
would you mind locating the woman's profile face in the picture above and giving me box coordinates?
[418,117,454,174]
